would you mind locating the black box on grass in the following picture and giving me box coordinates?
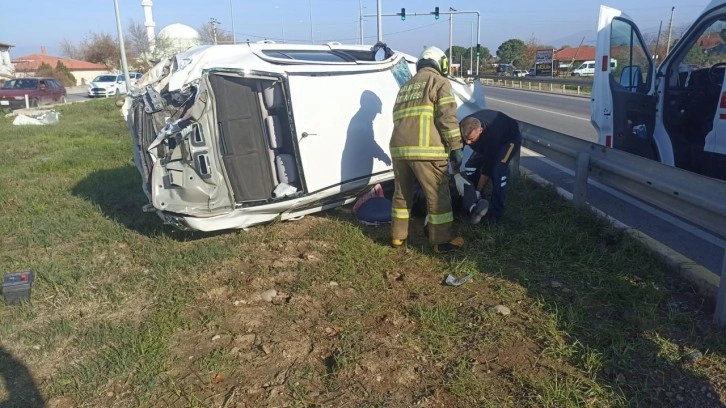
[2,271,33,305]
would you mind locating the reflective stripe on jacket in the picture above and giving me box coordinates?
[389,67,462,161]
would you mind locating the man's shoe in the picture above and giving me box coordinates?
[391,238,406,248]
[468,199,489,225]
[434,237,464,253]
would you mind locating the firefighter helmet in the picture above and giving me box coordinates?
[418,46,449,75]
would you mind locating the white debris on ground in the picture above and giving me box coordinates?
[12,110,60,126]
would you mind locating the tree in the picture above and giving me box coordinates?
[199,22,234,45]
[54,61,77,87]
[35,62,54,77]
[127,20,173,63]
[523,36,555,69]
[496,39,527,67]
[34,62,76,86]
[59,31,135,70]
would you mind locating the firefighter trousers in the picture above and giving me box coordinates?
[391,159,454,245]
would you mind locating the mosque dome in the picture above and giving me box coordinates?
[158,23,202,54]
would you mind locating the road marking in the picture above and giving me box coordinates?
[521,147,726,249]
[488,97,590,122]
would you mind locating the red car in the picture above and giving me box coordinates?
[0,77,67,109]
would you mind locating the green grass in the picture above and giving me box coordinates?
[1,98,725,407]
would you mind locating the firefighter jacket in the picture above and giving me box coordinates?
[389,67,462,161]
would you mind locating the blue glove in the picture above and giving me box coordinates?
[450,148,464,166]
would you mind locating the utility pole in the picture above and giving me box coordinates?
[309,0,314,43]
[470,22,473,76]
[449,7,456,73]
[376,0,382,43]
[229,0,236,44]
[210,17,219,45]
[359,0,364,44]
[666,6,675,57]
[113,0,130,92]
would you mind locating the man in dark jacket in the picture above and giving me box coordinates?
[389,46,465,253]
[459,109,522,224]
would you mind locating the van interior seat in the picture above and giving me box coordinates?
[275,154,298,184]
[265,115,284,149]
[263,84,284,111]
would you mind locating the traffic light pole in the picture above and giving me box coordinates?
[363,9,481,76]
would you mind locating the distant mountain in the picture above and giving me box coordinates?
[545,30,597,49]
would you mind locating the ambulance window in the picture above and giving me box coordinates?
[610,18,652,93]
[682,19,726,74]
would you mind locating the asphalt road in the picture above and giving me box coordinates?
[483,85,726,276]
[485,86,597,142]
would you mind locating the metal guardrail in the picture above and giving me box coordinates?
[513,121,726,323]
[481,77,591,97]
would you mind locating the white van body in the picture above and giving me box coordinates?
[574,59,616,76]
[122,42,486,231]
[592,1,726,180]
[572,61,596,76]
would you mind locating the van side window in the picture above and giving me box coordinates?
[610,18,652,93]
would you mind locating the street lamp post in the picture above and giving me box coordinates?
[666,6,675,56]
[230,0,236,44]
[449,7,456,73]
[376,0,382,43]
[309,0,314,43]
[274,6,285,42]
[113,0,130,92]
[359,0,364,44]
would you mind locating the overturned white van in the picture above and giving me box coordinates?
[123,42,486,231]
[592,2,726,180]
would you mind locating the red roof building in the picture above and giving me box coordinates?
[554,46,597,63]
[12,47,109,86]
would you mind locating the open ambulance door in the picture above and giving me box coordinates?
[591,5,659,161]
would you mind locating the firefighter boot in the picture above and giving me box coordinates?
[434,236,465,253]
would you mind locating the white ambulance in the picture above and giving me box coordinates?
[592,1,726,180]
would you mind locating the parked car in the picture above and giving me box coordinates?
[123,42,486,231]
[496,63,515,76]
[0,77,67,109]
[87,72,142,97]
[513,70,528,77]
[592,1,726,180]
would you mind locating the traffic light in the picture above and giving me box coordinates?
[434,7,440,20]
[476,44,481,57]
[400,8,406,21]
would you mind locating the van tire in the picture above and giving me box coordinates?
[30,98,39,108]
[59,96,67,104]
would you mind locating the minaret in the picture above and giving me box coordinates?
[141,0,156,53]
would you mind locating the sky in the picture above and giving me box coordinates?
[0,0,708,59]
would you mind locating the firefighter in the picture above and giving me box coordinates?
[460,109,522,225]
[389,46,465,253]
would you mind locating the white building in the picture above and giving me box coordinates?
[157,23,203,55]
[0,42,15,80]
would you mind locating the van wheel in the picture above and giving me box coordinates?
[30,98,39,108]
[115,89,120,96]
[59,96,67,104]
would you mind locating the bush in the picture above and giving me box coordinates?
[54,61,77,87]
[33,61,77,87]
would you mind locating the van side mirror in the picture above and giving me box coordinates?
[620,65,643,92]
